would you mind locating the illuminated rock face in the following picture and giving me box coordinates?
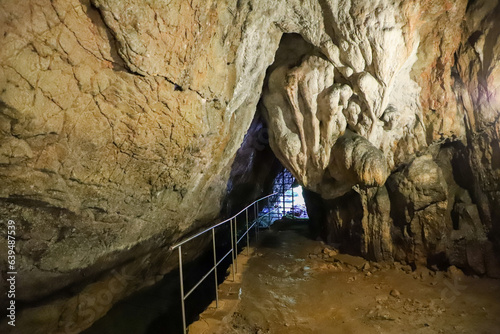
[262,0,500,278]
[262,1,425,198]
[0,0,499,332]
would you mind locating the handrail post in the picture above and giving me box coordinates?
[234,217,238,273]
[212,229,219,308]
[230,218,235,282]
[178,246,187,334]
[246,208,249,256]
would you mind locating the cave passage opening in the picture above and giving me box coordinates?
[257,168,309,229]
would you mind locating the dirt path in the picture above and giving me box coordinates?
[196,220,500,334]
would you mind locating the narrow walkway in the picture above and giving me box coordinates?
[188,247,255,333]
[191,220,500,334]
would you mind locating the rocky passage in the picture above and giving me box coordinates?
[208,220,500,334]
[0,0,499,332]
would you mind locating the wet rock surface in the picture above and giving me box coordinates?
[304,143,500,277]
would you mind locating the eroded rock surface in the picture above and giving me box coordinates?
[0,0,283,332]
[0,0,499,332]
[262,2,427,199]
[263,0,500,278]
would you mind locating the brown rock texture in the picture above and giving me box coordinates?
[298,0,500,281]
[455,0,500,239]
[0,0,499,332]
[0,0,283,332]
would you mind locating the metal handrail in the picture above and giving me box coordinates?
[171,192,276,249]
[171,193,277,334]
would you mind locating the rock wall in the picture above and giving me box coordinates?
[0,0,499,332]
[304,143,500,276]
[455,0,500,243]
[223,112,283,217]
[0,0,284,332]
[281,0,500,278]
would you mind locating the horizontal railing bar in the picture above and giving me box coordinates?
[171,193,277,249]
[184,266,216,300]
[236,212,269,243]
[216,249,233,267]
[184,247,234,300]
[237,232,246,244]
[227,193,276,222]
[236,212,271,244]
[171,224,222,249]
[248,220,258,231]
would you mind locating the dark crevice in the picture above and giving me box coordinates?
[451,205,460,230]
[427,252,450,271]
[303,188,364,256]
[467,30,482,45]
[86,1,129,73]
[222,109,283,218]
[449,141,476,198]
[2,196,70,213]
[466,0,478,12]
[264,33,318,77]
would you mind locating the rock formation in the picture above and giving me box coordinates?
[0,0,499,332]
[223,113,283,217]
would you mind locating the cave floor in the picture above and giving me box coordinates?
[190,220,500,334]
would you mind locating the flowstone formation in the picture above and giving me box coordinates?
[263,51,394,199]
[261,3,437,199]
[0,0,499,332]
[262,0,500,277]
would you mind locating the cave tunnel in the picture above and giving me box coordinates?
[80,105,500,334]
[263,169,310,225]
[81,110,315,334]
[84,29,500,334]
[2,1,500,334]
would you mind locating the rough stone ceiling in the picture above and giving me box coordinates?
[0,0,499,333]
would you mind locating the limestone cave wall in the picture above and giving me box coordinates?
[262,0,500,277]
[222,112,283,217]
[0,0,499,332]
